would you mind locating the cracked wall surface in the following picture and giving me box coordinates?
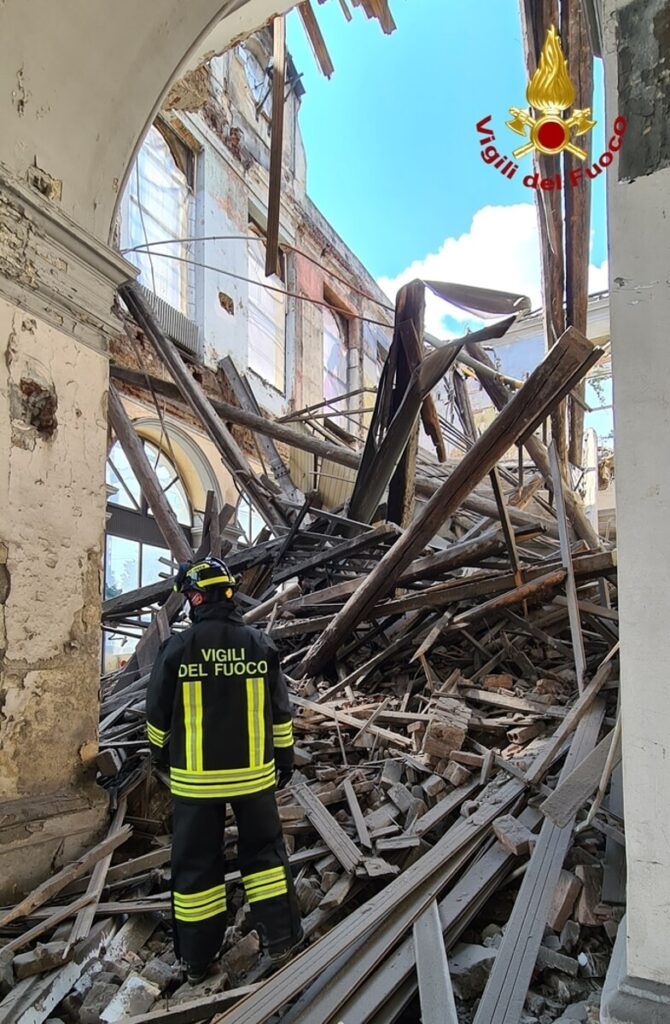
[0,296,108,800]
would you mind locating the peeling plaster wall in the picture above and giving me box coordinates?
[0,297,108,800]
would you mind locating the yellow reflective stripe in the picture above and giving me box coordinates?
[246,679,257,769]
[198,575,234,587]
[183,681,203,771]
[243,866,286,886]
[273,721,293,748]
[174,884,225,905]
[246,678,265,769]
[247,883,288,903]
[170,777,274,798]
[147,723,169,747]
[273,721,292,735]
[183,682,193,769]
[273,735,293,749]
[193,682,203,772]
[170,761,275,783]
[174,900,226,922]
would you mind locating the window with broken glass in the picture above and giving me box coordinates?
[239,45,272,119]
[120,123,194,315]
[247,224,287,392]
[323,305,350,427]
[103,439,192,673]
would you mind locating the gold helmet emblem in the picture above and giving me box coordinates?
[507,25,596,160]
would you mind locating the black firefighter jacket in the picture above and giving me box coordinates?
[146,602,293,802]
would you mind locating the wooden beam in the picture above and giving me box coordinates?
[110,363,562,539]
[119,282,287,530]
[520,0,568,471]
[549,438,587,690]
[387,282,427,526]
[464,335,602,550]
[299,327,598,676]
[298,1,335,77]
[265,15,286,278]
[524,649,616,786]
[108,386,192,563]
[564,0,594,466]
[219,357,303,503]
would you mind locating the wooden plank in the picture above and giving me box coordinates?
[291,695,412,748]
[413,901,459,1024]
[299,326,599,677]
[524,649,616,785]
[293,784,362,874]
[108,386,191,563]
[0,894,94,956]
[66,798,128,951]
[460,687,566,720]
[0,919,115,1024]
[473,699,606,1024]
[0,826,132,928]
[212,780,524,1024]
[489,466,523,589]
[410,780,480,838]
[387,287,428,526]
[343,779,372,850]
[549,439,587,691]
[297,1,335,76]
[265,15,286,278]
[275,837,481,1024]
[540,729,618,828]
[336,808,542,1024]
[103,984,261,1024]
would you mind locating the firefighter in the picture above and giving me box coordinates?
[146,556,303,983]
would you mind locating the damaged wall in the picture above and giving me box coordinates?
[0,299,108,802]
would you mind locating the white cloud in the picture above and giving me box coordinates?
[378,203,609,338]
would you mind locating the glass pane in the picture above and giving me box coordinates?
[105,535,140,599]
[122,125,190,313]
[107,442,141,509]
[247,237,286,389]
[143,441,192,526]
[103,629,142,674]
[141,542,173,587]
[236,494,266,545]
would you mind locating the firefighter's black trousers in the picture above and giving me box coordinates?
[171,790,301,969]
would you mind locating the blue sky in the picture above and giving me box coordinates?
[286,0,608,304]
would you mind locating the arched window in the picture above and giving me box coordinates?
[103,440,192,672]
[235,493,266,546]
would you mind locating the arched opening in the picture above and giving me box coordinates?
[103,438,192,671]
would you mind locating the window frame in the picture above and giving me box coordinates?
[246,218,287,395]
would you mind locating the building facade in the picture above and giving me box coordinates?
[103,29,393,671]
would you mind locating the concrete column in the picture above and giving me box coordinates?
[602,0,670,1017]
